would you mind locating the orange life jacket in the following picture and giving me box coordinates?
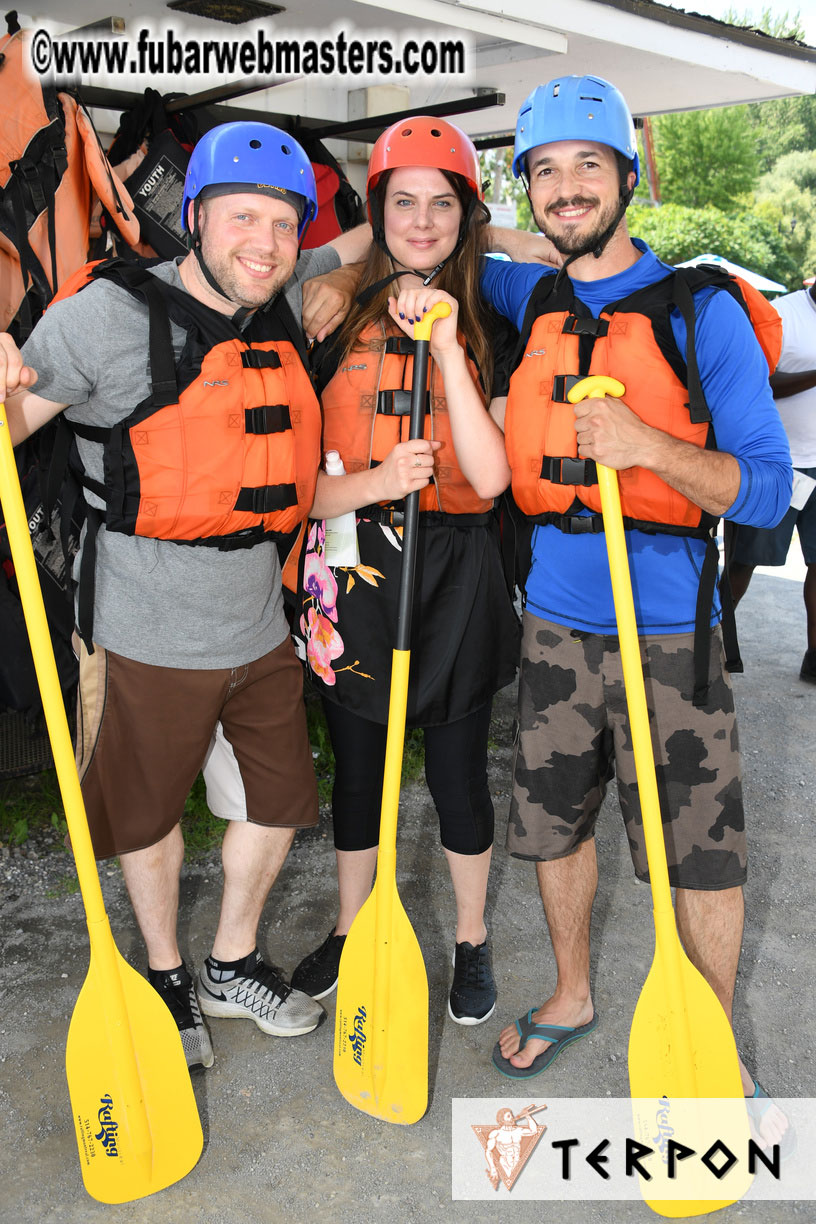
[65,260,321,544]
[321,319,492,515]
[50,260,321,645]
[503,264,782,708]
[0,28,139,337]
[505,266,782,537]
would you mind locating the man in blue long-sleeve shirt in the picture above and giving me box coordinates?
[484,76,792,1142]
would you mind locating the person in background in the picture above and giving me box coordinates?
[729,281,816,683]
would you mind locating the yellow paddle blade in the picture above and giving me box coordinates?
[334,883,429,1125]
[629,948,751,1217]
[66,944,203,1203]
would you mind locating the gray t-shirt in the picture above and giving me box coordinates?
[21,246,340,668]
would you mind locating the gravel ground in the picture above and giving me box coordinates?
[0,564,813,1224]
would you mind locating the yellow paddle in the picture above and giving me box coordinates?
[333,302,452,1124]
[568,377,750,1216]
[0,403,202,1202]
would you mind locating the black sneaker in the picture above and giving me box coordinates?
[448,939,496,1026]
[291,929,346,1000]
[148,962,214,1070]
[800,648,816,684]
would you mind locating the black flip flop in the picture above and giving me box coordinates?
[491,1007,598,1079]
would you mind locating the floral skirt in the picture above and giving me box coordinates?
[294,513,520,727]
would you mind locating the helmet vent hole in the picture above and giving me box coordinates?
[249,139,262,149]
[281,143,292,155]
[401,127,412,137]
[430,128,442,137]
[553,83,560,96]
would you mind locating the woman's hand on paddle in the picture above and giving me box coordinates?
[388,289,460,362]
[0,332,37,402]
[371,439,442,502]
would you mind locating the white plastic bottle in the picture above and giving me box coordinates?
[323,450,360,567]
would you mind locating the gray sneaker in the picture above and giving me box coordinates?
[148,962,214,1070]
[196,949,326,1036]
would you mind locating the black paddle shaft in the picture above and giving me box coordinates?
[394,335,431,652]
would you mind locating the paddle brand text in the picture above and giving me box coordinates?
[652,1096,674,1157]
[95,1094,120,1157]
[349,1006,367,1066]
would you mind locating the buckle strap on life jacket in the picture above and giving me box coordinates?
[691,534,742,707]
[77,503,102,652]
[377,389,430,417]
[383,335,416,355]
[234,484,298,514]
[540,456,598,486]
[242,349,282,369]
[562,315,609,337]
[244,404,291,434]
[551,374,583,403]
[356,504,493,529]
[534,510,714,540]
[671,272,710,426]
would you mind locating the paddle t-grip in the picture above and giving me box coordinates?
[567,375,625,403]
[413,300,452,342]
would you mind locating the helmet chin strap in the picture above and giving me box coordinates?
[521,176,634,290]
[190,200,232,300]
[188,198,284,323]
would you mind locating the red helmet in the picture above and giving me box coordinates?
[366,116,482,219]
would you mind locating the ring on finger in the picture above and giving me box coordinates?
[413,456,422,468]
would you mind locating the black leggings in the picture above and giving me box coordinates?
[321,699,495,855]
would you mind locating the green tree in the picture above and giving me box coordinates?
[652,107,759,210]
[722,6,804,39]
[754,151,816,276]
[742,95,816,174]
[628,202,799,289]
[722,6,815,171]
[480,147,535,230]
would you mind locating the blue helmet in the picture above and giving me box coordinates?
[181,122,318,241]
[513,76,639,186]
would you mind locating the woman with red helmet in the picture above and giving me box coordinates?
[291,117,520,1026]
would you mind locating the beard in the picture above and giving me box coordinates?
[533,192,623,257]
[198,236,294,310]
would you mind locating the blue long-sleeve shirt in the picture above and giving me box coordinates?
[482,241,793,633]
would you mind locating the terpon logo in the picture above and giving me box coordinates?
[95,1094,120,1158]
[348,1005,367,1066]
[472,1103,547,1191]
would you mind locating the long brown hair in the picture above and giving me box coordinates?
[337,169,494,392]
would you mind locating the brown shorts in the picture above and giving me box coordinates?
[76,636,318,859]
[508,613,747,890]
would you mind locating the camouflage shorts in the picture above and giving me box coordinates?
[508,612,747,890]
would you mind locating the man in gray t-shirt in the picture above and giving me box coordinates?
[0,121,370,1070]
